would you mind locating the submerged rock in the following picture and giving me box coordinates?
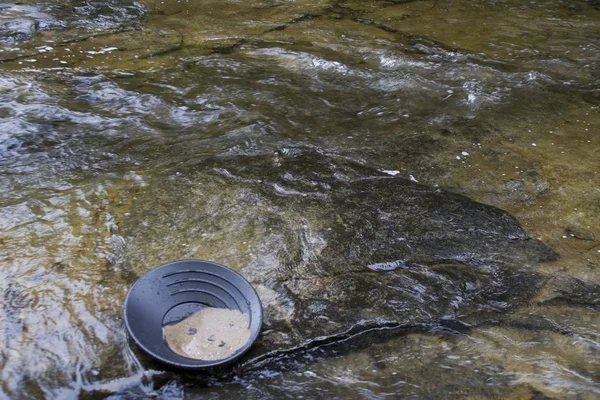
[0,3,61,45]
[0,1,146,62]
[0,18,38,44]
[122,149,557,371]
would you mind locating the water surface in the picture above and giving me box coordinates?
[1,0,599,398]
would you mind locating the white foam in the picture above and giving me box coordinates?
[367,260,407,271]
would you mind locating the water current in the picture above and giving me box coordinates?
[1,0,599,398]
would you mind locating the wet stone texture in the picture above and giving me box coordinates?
[0,1,149,63]
[122,150,556,371]
[1,0,600,398]
[0,17,38,44]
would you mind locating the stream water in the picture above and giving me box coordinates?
[1,0,599,398]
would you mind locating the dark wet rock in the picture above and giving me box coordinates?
[530,391,559,400]
[122,149,557,372]
[565,227,596,241]
[0,2,64,44]
[582,0,600,8]
[504,169,550,203]
[541,276,600,310]
[0,18,38,43]
[51,262,68,271]
[0,2,146,62]
[0,4,63,40]
[5,1,147,34]
[69,0,145,31]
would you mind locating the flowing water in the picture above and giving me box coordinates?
[1,0,599,398]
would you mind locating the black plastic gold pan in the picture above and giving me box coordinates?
[124,260,262,369]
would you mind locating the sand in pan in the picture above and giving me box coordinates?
[163,307,251,361]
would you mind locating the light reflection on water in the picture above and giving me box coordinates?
[1,0,599,398]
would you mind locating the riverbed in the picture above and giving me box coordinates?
[1,0,599,398]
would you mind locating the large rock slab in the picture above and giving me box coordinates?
[121,149,557,371]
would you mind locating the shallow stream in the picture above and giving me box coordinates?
[1,0,599,398]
